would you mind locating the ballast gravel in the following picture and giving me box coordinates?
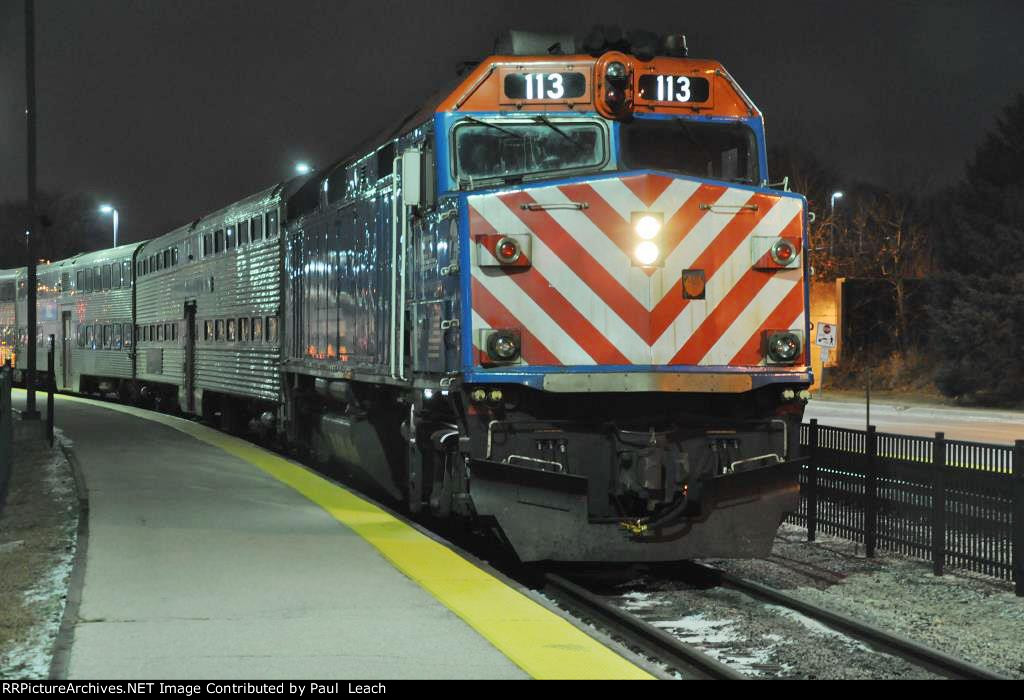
[605,524,1023,679]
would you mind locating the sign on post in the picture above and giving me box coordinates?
[815,322,837,348]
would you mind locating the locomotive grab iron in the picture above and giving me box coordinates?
[4,30,812,562]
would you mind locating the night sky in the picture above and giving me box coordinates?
[1,1,1022,244]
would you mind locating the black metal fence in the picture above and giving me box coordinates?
[787,420,1024,596]
[0,367,12,515]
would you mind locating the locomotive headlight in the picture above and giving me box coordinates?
[486,330,521,362]
[634,214,662,240]
[606,61,627,80]
[634,241,660,266]
[766,331,801,364]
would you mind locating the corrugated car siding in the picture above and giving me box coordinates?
[136,237,282,402]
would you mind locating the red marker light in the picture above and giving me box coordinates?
[770,239,797,265]
[495,236,521,264]
[499,241,518,259]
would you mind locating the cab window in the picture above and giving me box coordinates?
[453,118,607,186]
[619,118,759,184]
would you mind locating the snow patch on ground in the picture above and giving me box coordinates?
[648,613,786,675]
[0,437,77,680]
[763,604,872,652]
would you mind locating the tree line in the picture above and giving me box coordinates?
[781,93,1024,404]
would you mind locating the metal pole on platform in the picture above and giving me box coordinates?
[46,334,54,446]
[22,0,40,421]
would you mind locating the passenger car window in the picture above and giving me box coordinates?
[266,316,278,343]
[238,220,249,245]
[102,264,112,290]
[214,230,224,253]
[124,323,133,348]
[266,211,278,237]
[251,216,263,240]
[204,320,213,341]
[240,317,250,342]
[252,317,263,343]
[113,325,123,350]
[226,225,236,250]
[215,319,224,341]
[226,318,236,341]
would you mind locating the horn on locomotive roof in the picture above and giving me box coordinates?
[581,25,688,59]
[494,27,689,59]
[661,33,688,58]
[494,30,577,56]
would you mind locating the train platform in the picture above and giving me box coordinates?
[11,390,654,680]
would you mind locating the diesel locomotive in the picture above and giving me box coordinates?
[7,30,812,562]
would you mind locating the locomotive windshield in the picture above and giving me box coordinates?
[454,117,607,185]
[619,118,758,184]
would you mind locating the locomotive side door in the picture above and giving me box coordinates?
[183,301,196,413]
[60,310,72,389]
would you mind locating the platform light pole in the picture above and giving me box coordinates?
[99,204,119,247]
[830,190,844,212]
[23,0,39,420]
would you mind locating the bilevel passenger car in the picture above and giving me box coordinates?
[10,244,140,396]
[8,30,813,563]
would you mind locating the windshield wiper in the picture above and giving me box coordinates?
[532,115,585,150]
[462,116,523,139]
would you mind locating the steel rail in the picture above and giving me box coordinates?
[543,573,746,680]
[686,562,1009,680]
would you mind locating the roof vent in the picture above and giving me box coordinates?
[494,30,576,56]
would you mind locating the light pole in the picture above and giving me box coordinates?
[830,190,844,212]
[294,162,312,176]
[99,204,119,247]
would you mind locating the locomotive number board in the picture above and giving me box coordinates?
[636,74,712,105]
[501,70,589,103]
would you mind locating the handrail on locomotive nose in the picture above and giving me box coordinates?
[519,202,589,211]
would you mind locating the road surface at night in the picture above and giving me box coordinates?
[806,396,1024,445]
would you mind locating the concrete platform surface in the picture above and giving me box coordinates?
[13,391,651,680]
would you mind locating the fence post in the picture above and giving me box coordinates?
[807,419,818,542]
[932,432,946,577]
[46,334,54,447]
[0,367,11,514]
[1014,440,1023,597]
[865,425,877,558]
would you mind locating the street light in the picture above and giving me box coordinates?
[830,191,844,212]
[99,204,119,247]
[294,162,312,175]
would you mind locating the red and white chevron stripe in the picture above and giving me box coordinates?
[469,173,806,368]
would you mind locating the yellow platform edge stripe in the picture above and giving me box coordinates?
[21,390,652,680]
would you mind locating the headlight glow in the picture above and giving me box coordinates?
[634,215,661,240]
[634,241,660,266]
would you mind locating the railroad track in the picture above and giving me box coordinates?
[546,565,1009,680]
[542,572,746,680]
[678,562,1009,680]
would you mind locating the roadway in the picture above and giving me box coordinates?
[806,396,1024,445]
